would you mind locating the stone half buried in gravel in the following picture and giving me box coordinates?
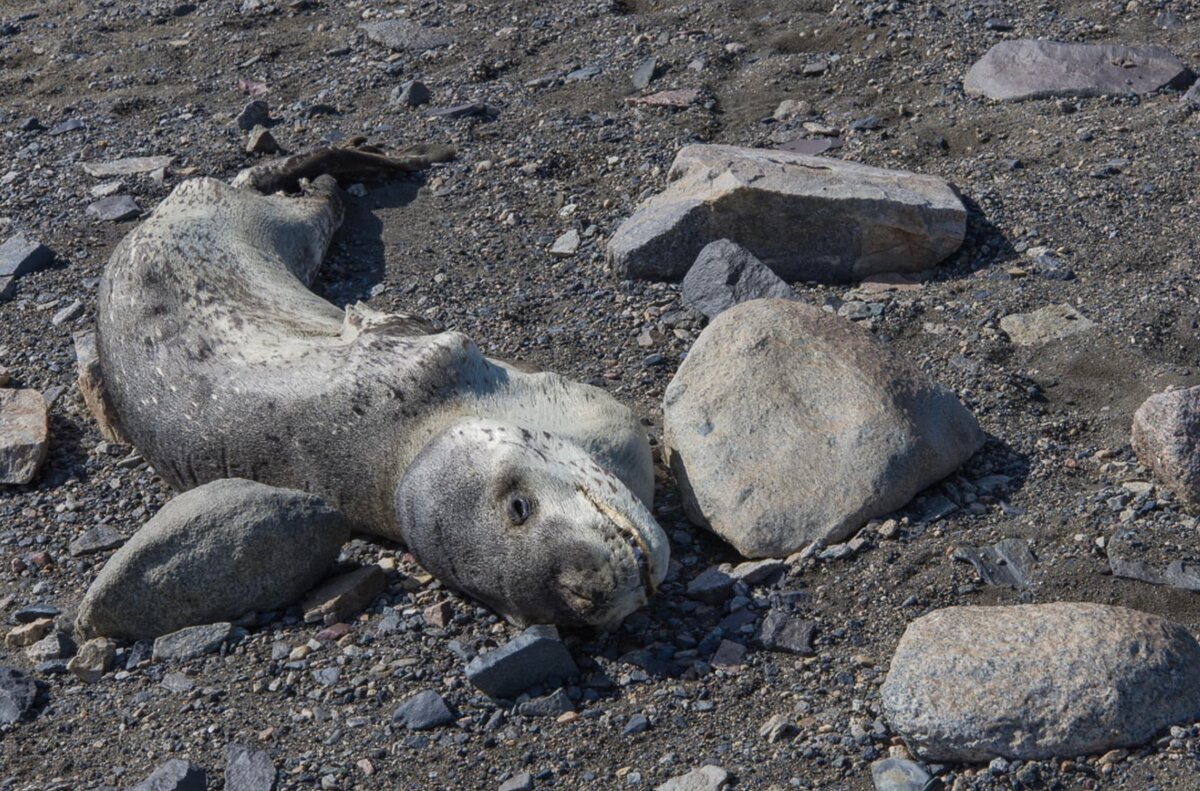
[881,602,1200,762]
[870,757,931,791]
[999,303,1096,345]
[128,759,207,791]
[655,765,732,791]
[77,479,351,640]
[86,194,142,222]
[392,689,455,730]
[360,19,452,51]
[225,743,276,791]
[1131,386,1200,504]
[465,625,579,699]
[152,622,232,662]
[663,300,984,558]
[607,144,966,283]
[681,239,795,320]
[0,389,49,485]
[964,40,1194,102]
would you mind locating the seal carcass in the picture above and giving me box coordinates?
[96,148,668,628]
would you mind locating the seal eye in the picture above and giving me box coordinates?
[507,494,531,526]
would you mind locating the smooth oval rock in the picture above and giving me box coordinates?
[1132,386,1200,504]
[881,603,1200,762]
[663,300,984,558]
[77,478,351,640]
[607,145,966,284]
[965,40,1194,102]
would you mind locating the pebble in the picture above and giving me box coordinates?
[499,773,534,791]
[550,230,580,257]
[391,80,432,107]
[51,300,83,326]
[623,713,651,735]
[655,765,731,791]
[86,195,142,222]
[236,100,271,131]
[870,757,932,791]
[245,126,279,155]
[128,759,207,791]
[516,688,574,717]
[0,236,54,279]
[6,618,53,647]
[82,156,172,177]
[632,57,657,89]
[67,637,116,683]
[685,566,735,604]
[393,689,455,730]
[757,611,816,655]
[68,525,128,556]
[26,631,75,663]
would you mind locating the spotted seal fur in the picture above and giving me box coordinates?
[95,145,669,628]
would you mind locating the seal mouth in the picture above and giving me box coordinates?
[577,485,659,597]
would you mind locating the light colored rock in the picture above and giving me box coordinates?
[608,145,966,283]
[882,603,1200,761]
[360,20,452,51]
[5,618,53,648]
[82,156,173,178]
[656,765,731,791]
[67,637,116,683]
[73,330,128,443]
[77,478,351,640]
[681,240,794,320]
[1132,386,1200,504]
[965,40,1194,102]
[86,194,142,222]
[999,303,1095,345]
[870,757,931,791]
[663,300,983,558]
[301,564,386,626]
[550,230,580,257]
[26,632,74,663]
[0,389,48,485]
[152,622,232,662]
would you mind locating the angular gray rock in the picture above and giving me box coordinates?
[656,765,732,791]
[1132,386,1200,504]
[757,611,816,655]
[301,564,386,626]
[681,240,794,319]
[26,632,75,663]
[128,759,207,791]
[82,156,172,178]
[225,743,276,791]
[608,145,966,283]
[0,235,54,278]
[361,20,452,51]
[965,40,1194,102]
[0,667,37,724]
[881,603,1200,761]
[0,389,49,485]
[86,194,142,222]
[516,688,574,717]
[870,757,931,791]
[686,566,735,604]
[499,773,534,791]
[77,478,351,640]
[69,525,127,557]
[391,80,431,107]
[663,300,984,558]
[951,538,1037,588]
[999,303,1095,345]
[67,637,116,683]
[152,622,233,662]
[236,100,270,131]
[392,689,455,730]
[465,626,579,699]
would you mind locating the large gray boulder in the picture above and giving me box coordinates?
[663,300,983,559]
[607,145,966,284]
[77,478,351,640]
[882,603,1200,762]
[1132,386,1200,504]
[681,240,794,320]
[965,40,1194,102]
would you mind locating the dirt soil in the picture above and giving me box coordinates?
[2,0,1200,789]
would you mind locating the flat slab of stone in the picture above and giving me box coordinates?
[607,145,966,283]
[78,478,351,640]
[393,689,455,730]
[152,622,232,662]
[681,240,794,320]
[1132,386,1200,504]
[361,20,452,51]
[881,603,1200,761]
[301,564,385,626]
[69,525,127,557]
[86,194,142,222]
[0,389,49,485]
[656,765,731,791]
[965,40,1194,102]
[0,236,54,279]
[128,759,207,791]
[81,156,172,177]
[999,303,1095,345]
[663,300,984,558]
[225,743,276,791]
[465,626,579,699]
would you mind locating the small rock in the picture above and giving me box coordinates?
[952,538,1037,588]
[245,126,279,155]
[82,156,173,178]
[51,300,83,326]
[236,100,271,131]
[67,637,116,683]
[426,102,496,120]
[151,622,233,662]
[550,230,580,257]
[361,20,452,51]
[999,304,1096,345]
[757,611,816,655]
[391,80,432,107]
[656,765,731,791]
[632,57,658,89]
[681,239,794,319]
[0,667,37,724]
[1132,386,1200,504]
[423,601,452,628]
[69,525,127,556]
[392,689,455,730]
[710,640,747,667]
[26,632,75,663]
[516,688,574,717]
[162,672,195,694]
[128,759,207,791]
[225,744,276,791]
[6,618,53,647]
[870,757,931,791]
[47,119,85,135]
[499,773,534,791]
[730,559,786,585]
[465,625,579,699]
[0,236,54,279]
[623,713,651,735]
[0,389,48,485]
[759,713,798,743]
[13,604,59,623]
[74,329,128,443]
[686,566,735,604]
[302,564,386,626]
[626,88,702,108]
[86,195,142,222]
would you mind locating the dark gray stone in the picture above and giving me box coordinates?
[632,57,658,89]
[681,240,795,320]
[516,688,574,717]
[127,759,206,791]
[499,773,534,791]
[623,713,651,735]
[465,627,579,699]
[87,195,142,222]
[757,611,816,655]
[361,20,452,51]
[686,566,735,604]
[225,743,276,791]
[48,119,84,135]
[952,538,1036,588]
[426,102,497,120]
[965,40,1195,101]
[391,80,431,107]
[236,100,270,131]
[14,603,59,623]
[0,236,54,279]
[151,622,233,662]
[392,689,455,730]
[69,525,127,557]
[870,757,931,791]
[0,667,37,723]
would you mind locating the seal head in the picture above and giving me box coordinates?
[396,419,669,630]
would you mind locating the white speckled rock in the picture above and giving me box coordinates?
[663,300,983,558]
[77,478,351,640]
[608,145,966,283]
[1132,386,1200,504]
[882,603,1200,761]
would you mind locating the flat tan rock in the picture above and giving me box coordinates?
[999,303,1096,345]
[0,389,48,485]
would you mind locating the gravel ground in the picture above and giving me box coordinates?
[2,0,1200,789]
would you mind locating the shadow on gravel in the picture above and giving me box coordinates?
[935,193,1018,281]
[313,178,425,308]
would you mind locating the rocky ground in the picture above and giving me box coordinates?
[2,0,1200,789]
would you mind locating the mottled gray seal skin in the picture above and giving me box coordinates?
[96,155,669,629]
